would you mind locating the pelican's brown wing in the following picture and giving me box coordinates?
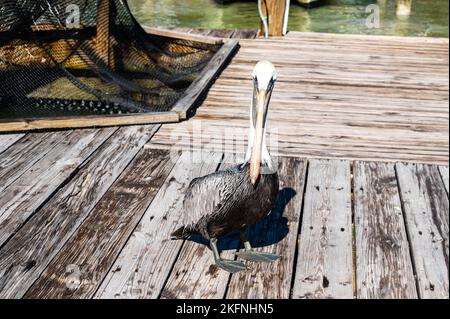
[172,166,248,237]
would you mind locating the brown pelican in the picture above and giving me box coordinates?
[172,61,280,273]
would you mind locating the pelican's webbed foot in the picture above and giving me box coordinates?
[215,259,248,273]
[210,238,247,273]
[236,231,280,263]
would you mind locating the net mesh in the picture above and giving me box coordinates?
[0,0,220,119]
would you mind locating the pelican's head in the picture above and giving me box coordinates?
[247,61,277,185]
[252,60,278,92]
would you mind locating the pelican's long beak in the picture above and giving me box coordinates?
[250,88,270,185]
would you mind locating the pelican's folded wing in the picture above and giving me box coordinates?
[182,167,246,229]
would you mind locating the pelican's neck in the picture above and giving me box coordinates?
[245,118,273,171]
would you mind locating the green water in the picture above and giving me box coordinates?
[128,0,449,37]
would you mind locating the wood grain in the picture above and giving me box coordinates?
[284,30,449,45]
[168,28,258,40]
[25,148,177,299]
[160,153,240,299]
[95,151,223,299]
[0,30,448,299]
[0,134,24,155]
[0,131,71,194]
[149,31,449,165]
[225,157,307,299]
[0,128,116,247]
[396,163,449,299]
[0,112,179,133]
[144,27,224,45]
[438,166,449,195]
[0,125,159,299]
[292,160,353,299]
[160,233,238,299]
[207,29,236,39]
[231,29,258,39]
[354,161,418,299]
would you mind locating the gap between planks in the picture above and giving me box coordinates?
[159,153,240,300]
[95,151,223,299]
[25,148,178,299]
[1,151,448,298]
[0,128,118,248]
[0,125,160,298]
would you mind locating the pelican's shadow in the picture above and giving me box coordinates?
[187,187,297,252]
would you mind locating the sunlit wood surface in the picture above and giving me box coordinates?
[0,29,448,299]
[149,31,449,165]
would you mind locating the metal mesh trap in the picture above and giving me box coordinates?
[0,0,237,132]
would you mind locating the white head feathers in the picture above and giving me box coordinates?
[252,60,278,90]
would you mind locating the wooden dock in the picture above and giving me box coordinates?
[0,30,448,299]
[149,31,449,165]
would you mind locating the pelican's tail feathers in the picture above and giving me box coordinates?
[171,226,193,239]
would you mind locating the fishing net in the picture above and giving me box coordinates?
[0,0,221,119]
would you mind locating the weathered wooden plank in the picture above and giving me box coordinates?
[285,31,449,45]
[0,128,116,248]
[151,114,448,147]
[164,27,192,34]
[240,35,449,52]
[292,159,353,299]
[158,103,449,134]
[219,64,448,91]
[237,41,449,60]
[438,166,449,195]
[149,134,448,159]
[225,157,307,299]
[396,163,449,299]
[210,107,447,124]
[230,29,258,39]
[173,107,448,131]
[160,233,238,299]
[235,41,448,60]
[25,148,177,299]
[0,131,71,194]
[354,161,418,299]
[144,27,223,45]
[95,151,223,299]
[0,112,179,133]
[149,118,449,166]
[172,39,239,119]
[0,125,159,299]
[207,29,235,39]
[0,134,24,155]
[148,33,449,165]
[192,28,215,36]
[149,125,448,155]
[160,153,241,299]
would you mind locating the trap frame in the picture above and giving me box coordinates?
[0,0,239,132]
